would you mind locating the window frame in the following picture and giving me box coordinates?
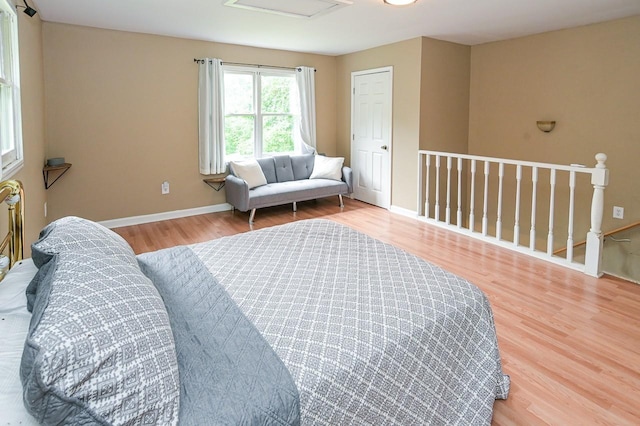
[0,0,24,179]
[222,65,298,160]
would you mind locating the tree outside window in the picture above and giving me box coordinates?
[223,66,298,160]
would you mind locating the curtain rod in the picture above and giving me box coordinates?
[193,58,315,72]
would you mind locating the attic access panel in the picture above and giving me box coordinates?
[224,0,352,19]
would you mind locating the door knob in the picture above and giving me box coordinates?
[381,145,388,151]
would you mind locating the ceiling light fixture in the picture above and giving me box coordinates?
[383,0,417,5]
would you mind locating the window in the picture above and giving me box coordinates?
[0,0,23,178]
[223,66,299,160]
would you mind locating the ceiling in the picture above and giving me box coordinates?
[30,0,640,56]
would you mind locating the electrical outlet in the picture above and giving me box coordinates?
[613,206,624,219]
[162,181,170,195]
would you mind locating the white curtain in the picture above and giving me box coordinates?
[0,10,10,178]
[0,11,6,82]
[198,58,225,175]
[295,66,317,154]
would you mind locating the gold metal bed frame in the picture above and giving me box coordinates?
[0,179,24,280]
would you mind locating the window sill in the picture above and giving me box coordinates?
[1,159,24,181]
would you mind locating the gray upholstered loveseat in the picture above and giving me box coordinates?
[225,154,353,223]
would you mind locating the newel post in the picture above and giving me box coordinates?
[584,153,609,277]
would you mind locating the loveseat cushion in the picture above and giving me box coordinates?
[248,179,348,209]
[290,154,315,180]
[257,157,277,183]
[274,155,295,183]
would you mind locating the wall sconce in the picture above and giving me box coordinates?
[536,121,556,133]
[22,0,37,17]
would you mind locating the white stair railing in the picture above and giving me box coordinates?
[417,151,609,277]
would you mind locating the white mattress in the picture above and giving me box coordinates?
[0,259,39,425]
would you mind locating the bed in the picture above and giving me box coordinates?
[0,179,509,425]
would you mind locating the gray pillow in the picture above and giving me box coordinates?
[31,216,136,268]
[273,155,295,182]
[22,217,180,425]
[27,216,137,311]
[290,154,315,180]
[256,157,277,183]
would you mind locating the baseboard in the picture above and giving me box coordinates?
[389,205,417,219]
[99,203,233,229]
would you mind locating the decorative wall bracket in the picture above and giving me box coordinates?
[203,176,226,191]
[43,163,72,189]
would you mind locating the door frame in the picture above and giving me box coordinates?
[350,66,393,209]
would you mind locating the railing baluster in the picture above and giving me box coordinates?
[482,161,490,236]
[547,169,556,255]
[470,160,476,232]
[425,154,430,218]
[418,153,424,216]
[496,162,504,241]
[457,158,463,228]
[584,153,609,277]
[567,171,576,262]
[530,167,538,250]
[416,149,609,278]
[435,155,441,222]
[514,165,522,246]
[446,156,452,225]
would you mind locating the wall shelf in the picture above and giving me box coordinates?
[43,163,72,189]
[203,176,226,191]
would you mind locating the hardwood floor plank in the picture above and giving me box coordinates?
[113,198,640,425]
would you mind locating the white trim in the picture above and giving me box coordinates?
[99,203,233,229]
[417,215,585,273]
[389,205,417,219]
[392,203,585,274]
[222,66,297,160]
[1,158,22,179]
[350,66,393,209]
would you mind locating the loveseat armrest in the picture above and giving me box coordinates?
[225,175,250,212]
[342,166,353,194]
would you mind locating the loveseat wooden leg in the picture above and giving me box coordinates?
[339,194,344,208]
[249,209,256,223]
[293,201,297,212]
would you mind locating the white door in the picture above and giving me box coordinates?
[351,68,392,208]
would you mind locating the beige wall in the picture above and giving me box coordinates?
[40,16,639,235]
[336,37,470,211]
[42,23,337,222]
[6,9,47,255]
[336,38,423,211]
[419,39,471,223]
[469,16,640,243]
[419,38,470,154]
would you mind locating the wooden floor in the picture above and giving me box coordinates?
[114,198,640,425]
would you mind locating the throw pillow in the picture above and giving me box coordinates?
[28,216,138,311]
[31,216,136,269]
[22,219,181,425]
[309,155,344,181]
[230,160,268,189]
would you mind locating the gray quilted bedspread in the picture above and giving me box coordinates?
[137,246,300,426]
[190,219,510,425]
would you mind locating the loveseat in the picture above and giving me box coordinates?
[225,154,353,223]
